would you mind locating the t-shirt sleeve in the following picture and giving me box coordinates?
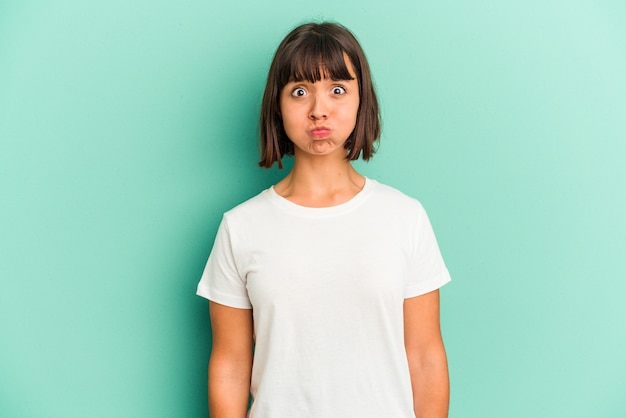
[404,203,451,298]
[196,216,252,309]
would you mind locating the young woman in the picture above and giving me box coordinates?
[197,22,451,418]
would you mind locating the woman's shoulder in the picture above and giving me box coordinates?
[368,178,426,210]
[223,187,275,220]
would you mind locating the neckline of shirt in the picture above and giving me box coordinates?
[266,177,375,217]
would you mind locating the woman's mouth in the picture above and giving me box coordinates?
[310,127,331,139]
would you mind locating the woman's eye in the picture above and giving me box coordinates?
[332,86,346,95]
[291,87,307,97]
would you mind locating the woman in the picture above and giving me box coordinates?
[197,21,451,417]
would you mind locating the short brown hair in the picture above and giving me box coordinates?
[259,22,381,169]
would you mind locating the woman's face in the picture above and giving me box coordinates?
[279,54,360,160]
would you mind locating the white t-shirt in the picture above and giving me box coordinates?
[197,178,451,418]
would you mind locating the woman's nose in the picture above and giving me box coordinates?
[309,95,329,120]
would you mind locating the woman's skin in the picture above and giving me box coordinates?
[208,302,253,417]
[208,55,449,418]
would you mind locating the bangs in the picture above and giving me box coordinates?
[279,36,355,85]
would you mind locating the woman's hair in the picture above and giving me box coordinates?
[259,22,381,168]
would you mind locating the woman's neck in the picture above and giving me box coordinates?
[273,155,365,208]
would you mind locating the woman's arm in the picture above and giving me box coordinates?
[404,289,449,418]
[208,301,254,418]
